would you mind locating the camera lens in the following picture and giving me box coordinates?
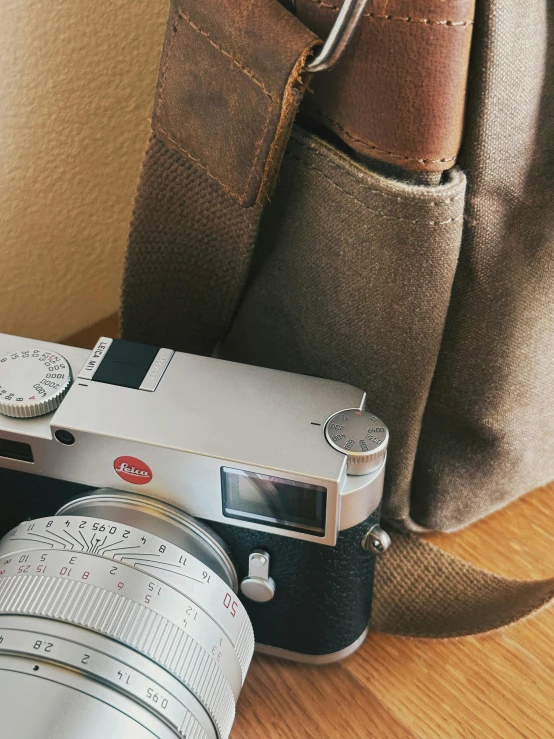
[0,490,254,739]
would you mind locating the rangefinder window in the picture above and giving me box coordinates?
[221,467,327,536]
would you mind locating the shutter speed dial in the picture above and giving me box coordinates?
[0,348,73,418]
[325,409,388,475]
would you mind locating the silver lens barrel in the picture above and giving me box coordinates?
[0,617,216,739]
[0,490,255,739]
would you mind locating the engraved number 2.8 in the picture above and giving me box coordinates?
[33,640,53,653]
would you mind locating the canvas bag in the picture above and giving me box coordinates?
[121,0,554,636]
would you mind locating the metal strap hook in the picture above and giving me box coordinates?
[306,0,370,73]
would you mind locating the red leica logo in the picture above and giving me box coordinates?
[113,456,153,485]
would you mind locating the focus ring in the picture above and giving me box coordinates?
[0,575,235,739]
[235,618,255,678]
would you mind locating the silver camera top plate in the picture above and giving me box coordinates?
[0,334,385,545]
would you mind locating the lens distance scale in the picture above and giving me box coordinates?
[0,348,72,418]
[0,547,242,698]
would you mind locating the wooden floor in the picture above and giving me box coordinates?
[66,317,554,739]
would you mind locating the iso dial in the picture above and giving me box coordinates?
[0,347,73,418]
[325,409,388,475]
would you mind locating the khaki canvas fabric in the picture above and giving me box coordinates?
[372,530,554,637]
[123,0,317,355]
[122,0,554,634]
[410,0,554,530]
[221,126,468,532]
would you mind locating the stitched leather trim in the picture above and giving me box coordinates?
[295,0,476,172]
[306,0,473,25]
[152,0,318,207]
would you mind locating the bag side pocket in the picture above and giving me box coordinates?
[222,125,467,528]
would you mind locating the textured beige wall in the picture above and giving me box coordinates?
[0,1,168,340]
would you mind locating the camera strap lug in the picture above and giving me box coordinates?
[362,525,391,554]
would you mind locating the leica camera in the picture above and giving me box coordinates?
[0,333,389,739]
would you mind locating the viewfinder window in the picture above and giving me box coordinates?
[221,467,326,536]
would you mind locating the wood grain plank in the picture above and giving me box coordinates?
[344,619,554,739]
[426,482,554,579]
[233,657,414,738]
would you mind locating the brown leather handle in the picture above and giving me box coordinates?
[152,0,318,207]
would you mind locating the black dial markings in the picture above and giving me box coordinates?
[92,536,107,555]
[46,530,79,550]
[122,560,203,583]
[62,529,86,551]
[103,544,143,557]
[78,530,91,552]
[25,530,61,547]
[7,537,55,550]
[96,538,124,555]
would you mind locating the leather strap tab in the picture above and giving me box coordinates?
[295,0,475,172]
[153,0,319,207]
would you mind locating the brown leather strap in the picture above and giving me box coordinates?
[294,0,475,172]
[122,0,318,354]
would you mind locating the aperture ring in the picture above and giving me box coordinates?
[0,575,235,739]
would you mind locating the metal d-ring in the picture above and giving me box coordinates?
[306,0,370,73]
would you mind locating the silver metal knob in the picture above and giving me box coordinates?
[325,409,388,475]
[240,551,276,603]
[361,525,391,554]
[0,347,73,418]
